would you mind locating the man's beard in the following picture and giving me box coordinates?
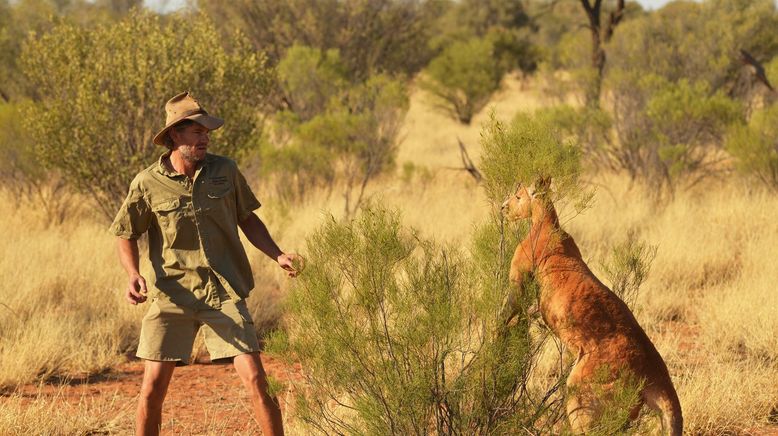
[180,146,205,163]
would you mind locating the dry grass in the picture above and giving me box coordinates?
[0,199,140,390]
[0,388,129,435]
[1,74,777,433]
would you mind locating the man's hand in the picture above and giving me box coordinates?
[277,253,305,278]
[126,274,148,305]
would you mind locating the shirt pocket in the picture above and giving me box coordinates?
[205,185,235,218]
[151,197,181,223]
[151,197,197,249]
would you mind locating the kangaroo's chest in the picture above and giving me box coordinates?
[535,259,601,337]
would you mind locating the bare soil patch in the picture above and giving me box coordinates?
[5,355,301,434]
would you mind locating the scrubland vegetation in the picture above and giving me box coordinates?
[2,0,778,434]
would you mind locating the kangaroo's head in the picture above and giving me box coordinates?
[501,177,551,221]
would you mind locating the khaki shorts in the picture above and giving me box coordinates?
[136,297,260,364]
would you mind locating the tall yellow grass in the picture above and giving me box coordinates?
[1,75,776,433]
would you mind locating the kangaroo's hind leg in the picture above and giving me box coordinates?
[566,388,599,434]
[566,359,600,434]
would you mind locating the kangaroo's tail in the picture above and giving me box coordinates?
[654,387,683,436]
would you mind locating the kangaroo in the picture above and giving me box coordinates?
[500,179,682,435]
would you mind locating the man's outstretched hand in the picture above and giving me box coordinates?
[277,253,305,278]
[126,274,148,305]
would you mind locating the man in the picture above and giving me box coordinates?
[110,92,299,436]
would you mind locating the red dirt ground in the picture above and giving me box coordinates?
[10,355,303,434]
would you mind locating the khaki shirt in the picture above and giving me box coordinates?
[110,152,261,309]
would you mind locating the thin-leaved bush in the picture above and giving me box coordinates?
[268,205,560,434]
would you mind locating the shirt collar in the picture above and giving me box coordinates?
[156,151,214,178]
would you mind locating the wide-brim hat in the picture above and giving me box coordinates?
[152,91,224,146]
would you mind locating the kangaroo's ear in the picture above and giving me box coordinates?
[531,176,551,197]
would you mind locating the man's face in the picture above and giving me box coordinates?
[171,122,210,163]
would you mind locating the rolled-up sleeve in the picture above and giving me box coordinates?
[109,175,151,239]
[234,167,261,222]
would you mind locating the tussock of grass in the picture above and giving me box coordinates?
[0,388,129,434]
[678,356,778,435]
[0,202,140,390]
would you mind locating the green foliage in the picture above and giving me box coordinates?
[725,103,778,190]
[431,0,538,74]
[607,0,778,93]
[268,205,560,434]
[647,79,741,183]
[479,112,584,207]
[422,37,507,124]
[266,70,408,214]
[767,57,778,86]
[600,232,657,311]
[606,74,742,194]
[0,102,74,224]
[443,0,530,39]
[539,28,597,101]
[575,367,646,436]
[0,0,59,101]
[199,0,443,82]
[0,103,38,183]
[276,45,347,122]
[535,105,614,171]
[537,0,770,195]
[20,10,274,217]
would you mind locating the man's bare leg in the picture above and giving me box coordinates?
[233,352,284,436]
[136,360,176,436]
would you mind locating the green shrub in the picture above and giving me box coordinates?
[479,112,585,208]
[422,37,506,124]
[535,105,614,171]
[20,10,274,218]
[0,102,74,224]
[199,0,442,81]
[276,44,347,122]
[575,367,647,436]
[600,232,657,311]
[725,103,778,190]
[267,205,565,434]
[0,102,38,186]
[646,79,741,189]
[265,72,408,214]
[598,73,742,196]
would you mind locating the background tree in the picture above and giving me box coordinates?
[577,0,626,107]
[264,71,408,215]
[198,0,444,83]
[422,37,507,124]
[276,44,348,123]
[540,76,741,196]
[422,0,538,124]
[0,0,62,102]
[607,0,778,95]
[20,10,274,217]
[431,0,537,67]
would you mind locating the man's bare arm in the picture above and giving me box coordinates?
[239,213,302,277]
[117,237,148,305]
